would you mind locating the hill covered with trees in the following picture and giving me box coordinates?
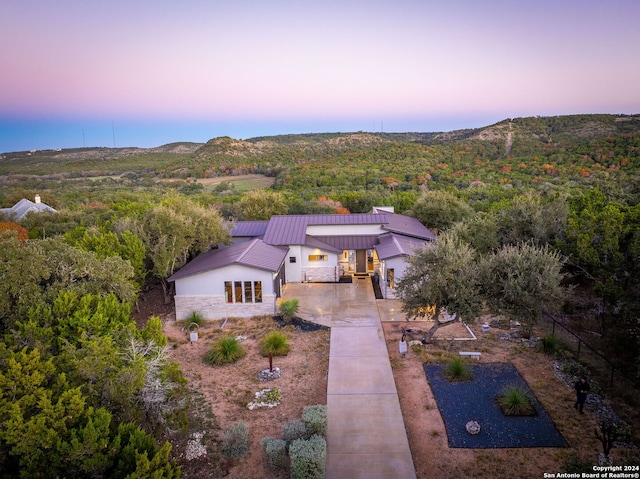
[1,113,639,475]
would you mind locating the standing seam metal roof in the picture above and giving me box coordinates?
[375,233,430,260]
[168,239,287,281]
[263,213,389,245]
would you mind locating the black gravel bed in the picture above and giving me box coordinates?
[273,316,330,332]
[424,362,567,448]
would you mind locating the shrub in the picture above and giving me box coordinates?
[205,336,246,365]
[185,310,204,327]
[302,404,327,437]
[258,387,282,404]
[261,437,288,472]
[289,435,326,479]
[559,360,590,382]
[497,385,536,416]
[260,331,290,357]
[279,299,299,323]
[540,333,562,355]
[220,421,249,458]
[282,419,310,446]
[443,356,473,382]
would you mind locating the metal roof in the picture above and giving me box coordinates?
[231,221,269,237]
[0,198,56,220]
[168,238,287,281]
[375,233,430,260]
[382,213,436,241]
[313,235,380,251]
[262,213,388,245]
[304,235,343,253]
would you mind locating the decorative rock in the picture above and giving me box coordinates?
[465,420,481,435]
[247,387,282,410]
[185,432,207,460]
[258,367,282,381]
[235,335,247,342]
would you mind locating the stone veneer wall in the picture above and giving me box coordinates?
[301,266,337,282]
[175,295,276,320]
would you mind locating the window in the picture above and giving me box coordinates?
[225,281,232,303]
[308,254,328,261]
[224,281,263,303]
[254,281,262,303]
[289,256,296,263]
[234,281,243,303]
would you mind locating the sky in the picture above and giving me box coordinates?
[1,0,639,153]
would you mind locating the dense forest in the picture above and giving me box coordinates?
[1,114,639,476]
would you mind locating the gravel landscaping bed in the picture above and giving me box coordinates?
[424,362,567,448]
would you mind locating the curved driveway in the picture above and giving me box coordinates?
[282,280,416,479]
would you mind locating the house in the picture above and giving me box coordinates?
[168,208,435,320]
[0,195,57,220]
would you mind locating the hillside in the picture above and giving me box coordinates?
[1,114,638,198]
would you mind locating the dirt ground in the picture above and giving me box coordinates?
[135,288,638,478]
[163,316,330,479]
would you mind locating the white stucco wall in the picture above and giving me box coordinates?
[300,245,338,282]
[284,245,303,283]
[173,264,277,321]
[381,256,410,299]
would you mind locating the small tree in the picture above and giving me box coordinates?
[260,331,290,372]
[396,232,482,342]
[478,242,567,336]
[279,299,299,324]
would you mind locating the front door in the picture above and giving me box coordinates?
[356,249,367,273]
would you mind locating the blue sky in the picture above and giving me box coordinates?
[1,0,639,153]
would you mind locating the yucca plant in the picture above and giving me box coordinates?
[497,385,536,416]
[261,331,290,372]
[185,310,204,327]
[205,335,246,366]
[442,356,473,382]
[540,333,561,355]
[279,298,299,324]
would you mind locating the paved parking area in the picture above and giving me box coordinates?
[281,280,408,325]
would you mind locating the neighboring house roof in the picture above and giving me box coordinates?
[168,238,288,281]
[375,233,430,260]
[231,221,269,238]
[0,196,56,220]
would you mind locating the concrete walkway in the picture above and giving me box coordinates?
[283,280,416,479]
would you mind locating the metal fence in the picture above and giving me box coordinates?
[538,316,637,395]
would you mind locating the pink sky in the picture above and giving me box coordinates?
[1,0,639,151]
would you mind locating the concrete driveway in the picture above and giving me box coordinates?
[280,280,416,479]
